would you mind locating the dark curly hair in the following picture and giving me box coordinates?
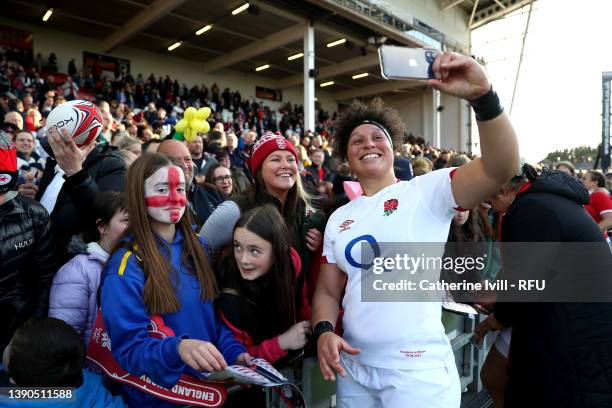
[332,98,404,160]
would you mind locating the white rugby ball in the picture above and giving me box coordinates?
[46,100,103,147]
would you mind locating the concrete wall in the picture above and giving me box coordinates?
[384,92,424,137]
[0,17,338,114]
[372,0,470,50]
[383,90,469,151]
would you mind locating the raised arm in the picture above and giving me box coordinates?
[428,52,520,210]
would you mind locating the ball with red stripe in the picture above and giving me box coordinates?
[46,100,103,147]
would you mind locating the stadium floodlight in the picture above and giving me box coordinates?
[287,53,304,61]
[167,42,182,51]
[352,73,369,79]
[232,3,250,15]
[327,38,346,48]
[255,64,270,72]
[42,9,53,22]
[196,25,212,36]
[320,81,334,87]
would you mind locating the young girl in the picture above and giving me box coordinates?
[216,204,311,366]
[49,191,128,346]
[101,153,250,408]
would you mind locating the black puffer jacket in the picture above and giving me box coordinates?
[0,193,56,351]
[36,143,125,262]
[494,170,612,408]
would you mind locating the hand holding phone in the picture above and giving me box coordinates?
[379,46,492,101]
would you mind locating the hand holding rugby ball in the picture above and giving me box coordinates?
[45,100,103,147]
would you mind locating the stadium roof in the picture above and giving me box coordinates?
[4,0,535,101]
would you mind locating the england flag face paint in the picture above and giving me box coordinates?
[144,165,187,224]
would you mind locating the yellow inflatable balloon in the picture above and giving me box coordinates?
[190,120,206,134]
[196,107,211,120]
[175,106,211,141]
[183,127,194,142]
[175,119,188,132]
[184,107,197,122]
[201,121,210,135]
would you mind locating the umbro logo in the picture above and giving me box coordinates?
[339,219,354,232]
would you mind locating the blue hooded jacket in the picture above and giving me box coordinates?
[101,230,245,408]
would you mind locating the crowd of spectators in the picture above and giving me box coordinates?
[0,46,611,407]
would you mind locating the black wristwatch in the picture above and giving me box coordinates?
[313,321,334,343]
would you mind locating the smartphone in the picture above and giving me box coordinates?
[379,45,439,80]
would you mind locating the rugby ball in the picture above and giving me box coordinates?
[46,100,103,147]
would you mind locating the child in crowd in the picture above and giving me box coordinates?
[215,204,311,407]
[101,153,250,408]
[216,204,311,365]
[49,191,128,346]
[0,317,126,407]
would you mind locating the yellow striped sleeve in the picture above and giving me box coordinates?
[118,250,133,276]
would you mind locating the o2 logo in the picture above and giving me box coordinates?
[344,234,380,269]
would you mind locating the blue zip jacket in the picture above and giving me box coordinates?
[101,230,245,407]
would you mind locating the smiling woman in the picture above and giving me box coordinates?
[312,52,520,408]
[201,132,327,322]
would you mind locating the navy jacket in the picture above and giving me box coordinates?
[494,170,612,408]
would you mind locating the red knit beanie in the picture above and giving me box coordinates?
[249,131,298,175]
[0,130,17,193]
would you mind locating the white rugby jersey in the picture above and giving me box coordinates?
[323,167,459,369]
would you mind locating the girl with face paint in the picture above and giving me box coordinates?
[100,153,251,408]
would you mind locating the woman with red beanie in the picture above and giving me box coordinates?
[201,131,326,318]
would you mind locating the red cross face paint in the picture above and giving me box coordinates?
[144,165,187,224]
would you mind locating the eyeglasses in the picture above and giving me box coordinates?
[213,175,232,183]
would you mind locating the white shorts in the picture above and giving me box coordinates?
[493,327,512,359]
[336,351,461,408]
